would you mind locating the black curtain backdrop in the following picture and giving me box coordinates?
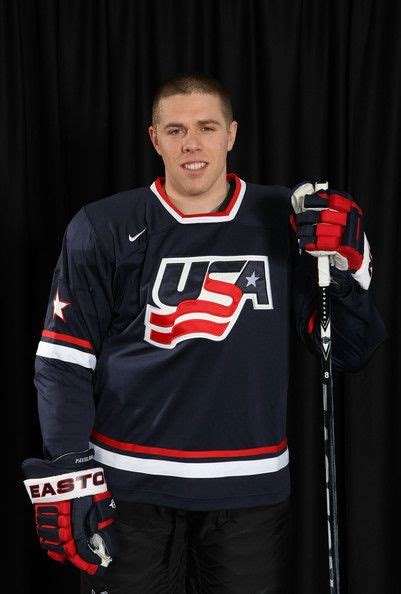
[5,1,399,593]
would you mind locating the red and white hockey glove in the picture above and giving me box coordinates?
[290,181,372,290]
[22,448,118,577]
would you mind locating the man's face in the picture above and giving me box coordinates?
[148,92,238,197]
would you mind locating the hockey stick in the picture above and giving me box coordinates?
[291,181,341,593]
[317,254,341,594]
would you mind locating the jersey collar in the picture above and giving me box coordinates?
[149,173,246,224]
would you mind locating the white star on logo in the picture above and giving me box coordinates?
[53,288,70,321]
[245,271,260,287]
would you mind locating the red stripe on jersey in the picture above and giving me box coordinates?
[98,519,113,530]
[150,318,230,345]
[155,173,241,218]
[41,330,94,350]
[91,431,288,459]
[150,275,243,328]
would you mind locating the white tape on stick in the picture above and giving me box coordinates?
[318,255,331,287]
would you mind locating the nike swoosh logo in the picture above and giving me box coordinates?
[129,227,147,242]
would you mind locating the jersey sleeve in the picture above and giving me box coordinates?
[289,219,388,373]
[34,206,115,459]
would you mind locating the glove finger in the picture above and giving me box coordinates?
[85,492,118,560]
[304,193,329,208]
[295,224,315,240]
[35,504,58,530]
[36,504,59,515]
[37,512,59,528]
[41,539,66,553]
[47,550,68,563]
[300,237,317,251]
[316,188,357,213]
[38,525,63,543]
[300,236,340,252]
[294,211,320,225]
[319,210,347,226]
[69,496,108,568]
[316,235,340,250]
[62,539,100,575]
[316,222,343,239]
[37,513,70,530]
[38,524,75,546]
[327,194,352,212]
[297,231,340,251]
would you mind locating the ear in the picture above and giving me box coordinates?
[148,125,161,155]
[227,121,238,152]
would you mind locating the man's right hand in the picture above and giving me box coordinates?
[21,448,118,576]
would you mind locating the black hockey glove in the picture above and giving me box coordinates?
[290,181,373,292]
[21,448,118,577]
[290,182,365,271]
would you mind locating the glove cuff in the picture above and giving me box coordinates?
[23,466,107,504]
[22,447,108,504]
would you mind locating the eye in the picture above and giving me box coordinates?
[203,127,214,131]
[169,129,181,135]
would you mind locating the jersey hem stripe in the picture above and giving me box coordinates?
[90,430,287,459]
[90,441,289,478]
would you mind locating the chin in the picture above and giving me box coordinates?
[180,172,211,188]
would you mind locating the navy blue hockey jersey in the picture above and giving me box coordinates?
[34,173,387,510]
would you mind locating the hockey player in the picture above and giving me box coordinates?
[22,73,387,594]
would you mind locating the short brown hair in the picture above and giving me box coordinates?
[151,72,234,129]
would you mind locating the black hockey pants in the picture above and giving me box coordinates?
[80,496,292,594]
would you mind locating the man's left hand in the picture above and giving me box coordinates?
[290,181,365,273]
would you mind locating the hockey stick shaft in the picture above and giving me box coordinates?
[318,256,340,594]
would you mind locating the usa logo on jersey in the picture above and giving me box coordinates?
[144,256,273,349]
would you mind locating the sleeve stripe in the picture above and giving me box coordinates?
[41,329,94,350]
[36,341,97,369]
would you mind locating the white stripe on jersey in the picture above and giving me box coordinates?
[150,177,247,224]
[36,341,97,369]
[90,441,289,478]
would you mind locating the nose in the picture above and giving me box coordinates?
[182,129,202,152]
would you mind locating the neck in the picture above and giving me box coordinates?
[163,175,230,215]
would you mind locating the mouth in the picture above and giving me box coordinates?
[180,161,208,175]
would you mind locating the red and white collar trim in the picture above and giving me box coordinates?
[149,173,246,224]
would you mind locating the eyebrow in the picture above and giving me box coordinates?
[163,119,222,130]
